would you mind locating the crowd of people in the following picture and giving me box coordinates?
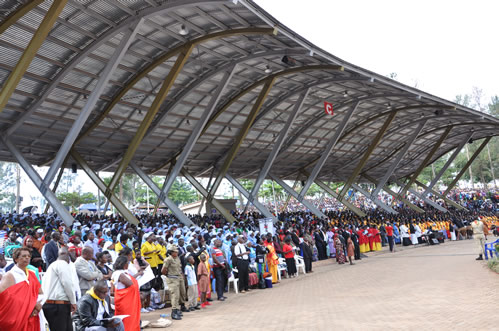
[0,190,497,330]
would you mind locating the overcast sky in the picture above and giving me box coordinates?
[254,0,498,104]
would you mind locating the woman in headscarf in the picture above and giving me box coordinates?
[334,234,345,264]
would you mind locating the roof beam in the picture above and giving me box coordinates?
[209,77,276,197]
[370,120,427,198]
[105,45,194,198]
[70,150,138,225]
[298,101,359,200]
[338,111,397,200]
[0,0,67,115]
[443,137,492,196]
[399,127,452,197]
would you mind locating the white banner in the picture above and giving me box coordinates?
[259,218,275,236]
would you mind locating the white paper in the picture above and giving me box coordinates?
[137,266,155,287]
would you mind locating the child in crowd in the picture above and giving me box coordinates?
[197,254,211,308]
[185,255,200,311]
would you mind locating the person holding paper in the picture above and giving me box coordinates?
[73,280,125,331]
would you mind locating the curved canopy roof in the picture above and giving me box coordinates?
[0,0,497,185]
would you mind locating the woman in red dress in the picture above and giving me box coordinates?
[0,247,42,331]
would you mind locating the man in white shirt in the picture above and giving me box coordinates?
[42,246,77,331]
[234,236,250,293]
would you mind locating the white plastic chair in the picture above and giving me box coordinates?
[277,258,287,280]
[228,269,239,293]
[294,256,305,275]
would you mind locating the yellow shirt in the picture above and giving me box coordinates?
[141,241,158,268]
[156,243,166,266]
[115,242,135,259]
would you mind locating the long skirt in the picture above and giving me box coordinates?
[450,231,457,241]
[336,244,345,264]
[410,234,418,245]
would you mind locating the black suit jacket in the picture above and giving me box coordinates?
[45,240,59,266]
[302,242,313,259]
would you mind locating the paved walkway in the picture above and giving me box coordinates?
[142,239,498,330]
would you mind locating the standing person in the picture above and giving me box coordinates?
[162,246,183,320]
[264,235,279,283]
[255,238,268,281]
[385,222,394,253]
[234,236,250,293]
[184,256,199,311]
[41,247,77,331]
[45,232,62,266]
[75,247,103,297]
[211,239,228,301]
[140,233,159,285]
[346,234,355,265]
[84,232,100,258]
[282,237,297,278]
[326,227,335,258]
[471,218,486,260]
[314,227,327,260]
[112,256,141,331]
[302,236,313,273]
[197,254,210,308]
[0,247,43,330]
[334,235,345,264]
[95,252,112,281]
[400,222,411,246]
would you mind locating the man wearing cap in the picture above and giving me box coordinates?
[162,246,182,320]
[471,218,487,260]
[33,228,44,253]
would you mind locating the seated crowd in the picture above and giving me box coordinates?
[0,190,497,330]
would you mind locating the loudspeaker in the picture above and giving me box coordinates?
[71,163,77,173]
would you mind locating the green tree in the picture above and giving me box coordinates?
[451,91,498,187]
[0,162,17,212]
[57,191,97,211]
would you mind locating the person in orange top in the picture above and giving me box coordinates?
[264,234,279,283]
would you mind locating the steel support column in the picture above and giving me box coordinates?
[180,169,237,223]
[394,179,447,212]
[371,120,427,198]
[209,77,276,197]
[129,162,193,226]
[423,132,473,196]
[70,150,138,225]
[158,65,237,204]
[0,137,74,226]
[105,45,194,197]
[338,112,397,200]
[351,183,399,214]
[362,174,424,213]
[44,157,67,214]
[0,0,67,114]
[299,101,360,200]
[443,137,492,196]
[225,174,277,221]
[400,127,452,197]
[269,174,327,218]
[414,180,467,210]
[43,21,143,185]
[246,88,311,210]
